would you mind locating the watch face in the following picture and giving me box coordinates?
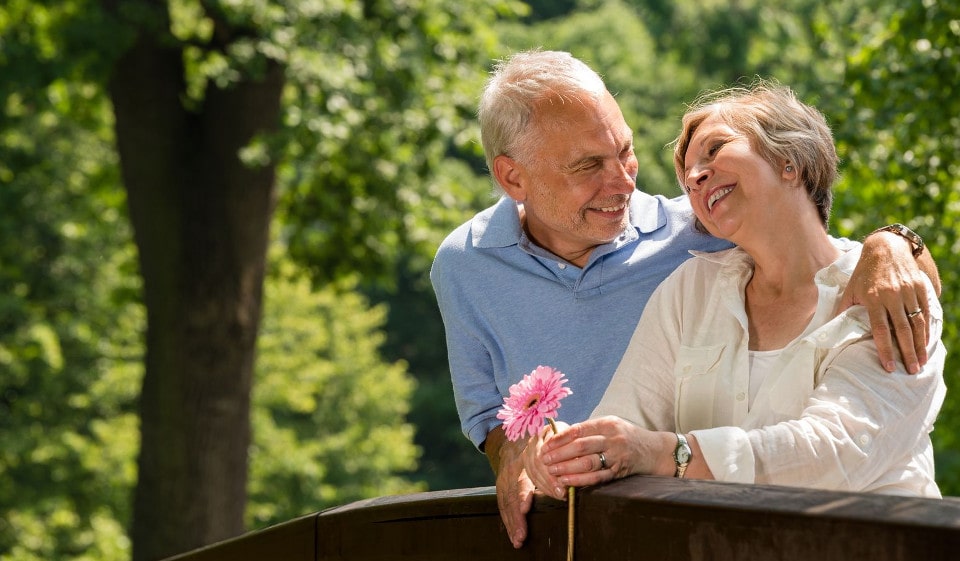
[676,446,691,464]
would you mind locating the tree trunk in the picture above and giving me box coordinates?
[106,6,284,559]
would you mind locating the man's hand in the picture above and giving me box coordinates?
[485,427,535,549]
[839,230,939,373]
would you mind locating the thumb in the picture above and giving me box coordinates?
[836,286,856,315]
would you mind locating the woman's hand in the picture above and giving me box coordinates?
[523,416,676,499]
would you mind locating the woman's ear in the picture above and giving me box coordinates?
[493,154,526,202]
[782,162,798,181]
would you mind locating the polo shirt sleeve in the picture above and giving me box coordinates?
[430,241,504,450]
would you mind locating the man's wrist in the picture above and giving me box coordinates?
[484,426,508,475]
[871,223,924,258]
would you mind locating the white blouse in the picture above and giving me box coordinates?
[593,242,945,497]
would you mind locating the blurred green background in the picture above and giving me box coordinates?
[1,0,956,559]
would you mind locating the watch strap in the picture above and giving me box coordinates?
[873,223,924,258]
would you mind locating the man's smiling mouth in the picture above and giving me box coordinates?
[597,202,627,213]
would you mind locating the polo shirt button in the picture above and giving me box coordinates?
[558,263,567,269]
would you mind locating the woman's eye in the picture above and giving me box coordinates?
[708,141,724,157]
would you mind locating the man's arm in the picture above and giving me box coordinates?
[484,426,535,549]
[916,246,941,295]
[840,227,940,374]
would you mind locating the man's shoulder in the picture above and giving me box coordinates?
[436,198,519,255]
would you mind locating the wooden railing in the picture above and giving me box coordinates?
[167,476,960,560]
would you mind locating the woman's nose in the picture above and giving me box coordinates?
[685,168,710,193]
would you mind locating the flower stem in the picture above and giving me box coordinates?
[567,485,575,561]
[546,418,574,561]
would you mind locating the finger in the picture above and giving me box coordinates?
[836,283,855,312]
[558,467,617,489]
[540,423,584,452]
[542,434,605,467]
[917,289,931,364]
[497,471,534,549]
[542,418,613,454]
[890,307,920,374]
[906,308,928,373]
[522,435,566,498]
[864,301,897,372]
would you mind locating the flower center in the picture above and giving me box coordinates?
[523,394,542,410]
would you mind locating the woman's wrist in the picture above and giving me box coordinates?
[657,431,679,477]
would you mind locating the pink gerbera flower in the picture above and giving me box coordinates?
[497,365,573,441]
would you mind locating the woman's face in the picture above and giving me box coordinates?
[681,115,786,243]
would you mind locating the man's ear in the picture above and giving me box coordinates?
[493,154,526,202]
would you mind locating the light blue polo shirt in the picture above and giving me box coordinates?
[430,191,731,449]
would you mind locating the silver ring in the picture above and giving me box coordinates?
[598,452,607,470]
[907,308,923,318]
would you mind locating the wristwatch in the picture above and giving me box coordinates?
[874,223,924,258]
[673,433,692,478]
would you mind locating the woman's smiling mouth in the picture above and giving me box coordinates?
[707,186,735,211]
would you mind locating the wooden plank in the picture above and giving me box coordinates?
[575,477,960,561]
[314,486,567,560]
[166,477,960,560]
[164,512,317,561]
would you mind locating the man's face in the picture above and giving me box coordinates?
[504,90,639,266]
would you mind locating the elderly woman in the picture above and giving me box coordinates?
[523,82,946,498]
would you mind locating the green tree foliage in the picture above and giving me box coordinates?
[369,151,510,492]
[0,4,142,557]
[1,0,523,558]
[249,259,424,527]
[272,0,528,285]
[826,0,960,494]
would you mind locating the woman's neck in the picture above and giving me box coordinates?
[741,222,842,351]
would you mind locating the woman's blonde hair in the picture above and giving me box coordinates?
[673,80,838,231]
